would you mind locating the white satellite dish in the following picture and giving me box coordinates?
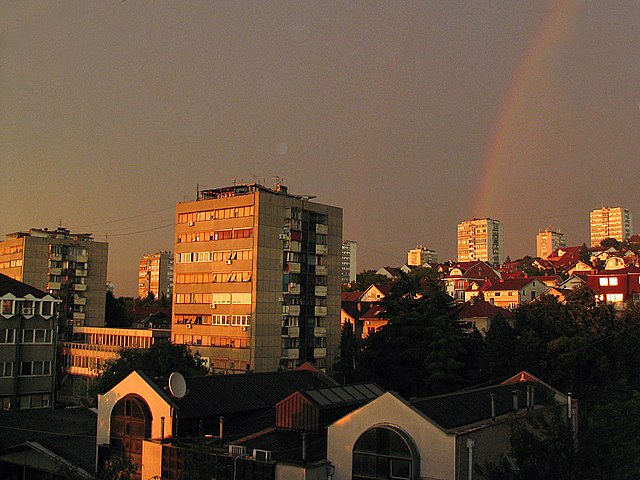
[168,372,187,399]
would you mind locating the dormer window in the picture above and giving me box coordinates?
[1,300,13,316]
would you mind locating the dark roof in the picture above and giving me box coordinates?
[174,370,336,419]
[234,427,327,464]
[482,277,541,291]
[293,383,384,410]
[0,407,97,473]
[457,299,513,319]
[341,301,373,320]
[410,382,554,430]
[0,273,50,298]
[360,305,387,320]
[341,291,363,302]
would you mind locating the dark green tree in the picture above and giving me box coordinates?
[92,341,207,395]
[346,269,393,291]
[105,290,132,328]
[334,321,359,383]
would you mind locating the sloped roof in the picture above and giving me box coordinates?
[482,277,540,291]
[410,382,553,431]
[457,299,513,319]
[0,273,50,298]
[0,407,97,474]
[341,301,373,321]
[173,370,336,419]
[462,262,501,282]
[291,383,384,410]
[341,291,363,302]
[234,427,327,465]
[360,304,387,320]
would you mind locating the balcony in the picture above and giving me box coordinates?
[314,306,327,316]
[72,312,86,321]
[282,326,300,337]
[313,348,327,358]
[75,269,88,277]
[282,305,301,316]
[314,326,327,337]
[281,348,300,360]
[71,254,89,263]
[73,296,87,306]
[47,282,62,290]
[49,254,63,261]
[48,268,62,276]
[315,286,327,297]
[315,244,328,255]
[73,284,87,292]
[285,262,301,274]
[315,265,328,276]
[286,283,301,295]
[315,224,328,234]
[286,241,302,252]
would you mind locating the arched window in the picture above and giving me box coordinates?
[110,395,152,479]
[352,426,418,480]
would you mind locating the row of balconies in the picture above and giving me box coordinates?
[47,282,87,292]
[283,262,328,277]
[283,241,328,255]
[283,284,327,297]
[280,347,327,360]
[281,326,326,338]
[48,268,88,277]
[282,305,327,316]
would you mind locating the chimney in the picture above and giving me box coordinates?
[219,416,225,445]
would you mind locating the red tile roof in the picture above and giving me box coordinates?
[457,299,513,319]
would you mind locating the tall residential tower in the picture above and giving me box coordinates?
[536,229,566,259]
[341,240,357,284]
[590,207,632,247]
[457,218,504,266]
[138,251,174,300]
[172,183,342,373]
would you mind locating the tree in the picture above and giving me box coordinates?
[96,457,138,480]
[477,410,579,480]
[92,341,207,395]
[600,237,620,249]
[357,274,467,397]
[346,269,392,291]
[334,321,359,383]
[105,291,132,328]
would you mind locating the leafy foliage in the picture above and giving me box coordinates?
[91,341,207,395]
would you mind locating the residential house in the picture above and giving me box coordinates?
[482,277,549,310]
[457,297,513,334]
[443,261,501,303]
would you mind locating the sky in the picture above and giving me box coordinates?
[2,1,640,297]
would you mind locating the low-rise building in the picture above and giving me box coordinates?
[0,273,60,410]
[482,277,549,310]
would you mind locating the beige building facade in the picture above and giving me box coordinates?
[407,245,438,266]
[457,218,504,266]
[536,228,566,259]
[590,206,633,247]
[0,228,108,333]
[172,183,343,373]
[138,251,173,300]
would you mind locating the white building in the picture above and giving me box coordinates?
[407,245,438,266]
[341,240,357,284]
[457,218,504,266]
[590,206,632,247]
[536,229,566,259]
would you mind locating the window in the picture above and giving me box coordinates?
[353,426,417,480]
[0,330,15,344]
[0,363,13,377]
[599,277,619,286]
[1,300,13,315]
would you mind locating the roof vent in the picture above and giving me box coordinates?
[229,445,247,456]
[253,449,272,462]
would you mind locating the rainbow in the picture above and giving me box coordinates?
[473,0,580,216]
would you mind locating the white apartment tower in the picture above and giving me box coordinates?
[173,183,343,373]
[341,240,357,284]
[457,218,504,266]
[536,229,566,259]
[407,246,438,267]
[590,207,633,247]
[138,251,174,300]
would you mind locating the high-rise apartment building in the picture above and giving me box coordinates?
[0,228,108,332]
[138,251,174,300]
[457,218,504,266]
[172,183,342,373]
[590,207,633,247]
[341,240,357,284]
[407,245,438,266]
[536,229,566,259]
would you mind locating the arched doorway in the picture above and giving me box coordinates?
[352,425,418,480]
[110,395,152,479]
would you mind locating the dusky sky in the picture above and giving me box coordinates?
[2,1,640,296]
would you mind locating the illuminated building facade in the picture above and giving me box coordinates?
[172,183,342,373]
[590,206,632,247]
[457,218,504,266]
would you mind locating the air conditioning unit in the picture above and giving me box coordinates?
[229,445,247,456]
[21,307,32,316]
[278,233,288,240]
[226,259,233,265]
[253,449,272,462]
[210,303,217,309]
[186,324,192,329]
[188,222,195,227]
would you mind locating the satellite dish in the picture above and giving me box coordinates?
[168,372,187,399]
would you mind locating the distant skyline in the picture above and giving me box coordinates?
[3,1,640,296]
